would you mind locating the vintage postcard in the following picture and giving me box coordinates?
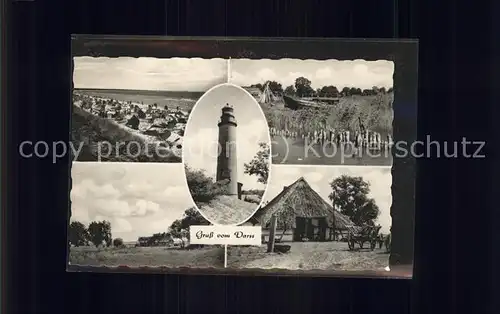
[68,36,417,277]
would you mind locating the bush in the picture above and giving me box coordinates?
[113,238,124,247]
[185,166,230,204]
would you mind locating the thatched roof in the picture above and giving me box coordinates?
[251,177,354,230]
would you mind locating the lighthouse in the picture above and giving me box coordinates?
[216,104,239,196]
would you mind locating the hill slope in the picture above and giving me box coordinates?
[71,105,181,162]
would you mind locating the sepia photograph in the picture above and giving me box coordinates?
[182,83,271,225]
[67,162,225,269]
[71,57,227,163]
[227,165,393,272]
[230,58,395,166]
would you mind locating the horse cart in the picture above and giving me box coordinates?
[346,225,381,251]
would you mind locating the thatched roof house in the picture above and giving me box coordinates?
[250,177,354,232]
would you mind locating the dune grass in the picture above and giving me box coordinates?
[263,93,394,137]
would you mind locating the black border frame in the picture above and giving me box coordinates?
[69,35,418,278]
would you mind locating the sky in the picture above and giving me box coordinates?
[70,162,194,242]
[230,58,394,90]
[264,165,392,234]
[183,83,270,191]
[73,57,227,91]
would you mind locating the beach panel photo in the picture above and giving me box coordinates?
[71,57,227,163]
[182,83,271,225]
[227,165,393,272]
[229,58,394,166]
[67,162,225,269]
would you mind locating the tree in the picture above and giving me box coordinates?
[284,85,295,95]
[328,175,380,226]
[362,89,375,96]
[113,238,124,247]
[68,221,88,247]
[87,220,112,248]
[294,77,315,97]
[318,85,340,98]
[349,87,362,95]
[168,207,210,248]
[243,142,270,184]
[266,81,283,94]
[250,83,264,91]
[387,87,394,93]
[353,199,380,225]
[341,87,351,97]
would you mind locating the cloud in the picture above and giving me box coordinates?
[264,166,392,234]
[73,57,228,91]
[230,59,394,90]
[70,162,195,242]
[304,171,324,183]
[315,68,332,79]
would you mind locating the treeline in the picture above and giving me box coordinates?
[139,207,210,248]
[68,220,115,247]
[250,77,393,98]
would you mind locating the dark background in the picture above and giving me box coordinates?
[4,0,496,314]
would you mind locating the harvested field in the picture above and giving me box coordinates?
[69,246,225,268]
[226,242,389,271]
[198,195,258,225]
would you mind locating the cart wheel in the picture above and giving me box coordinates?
[348,239,354,250]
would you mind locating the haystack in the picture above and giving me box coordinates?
[251,177,354,231]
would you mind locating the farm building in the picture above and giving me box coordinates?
[249,177,354,242]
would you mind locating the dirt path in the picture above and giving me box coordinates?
[228,242,389,271]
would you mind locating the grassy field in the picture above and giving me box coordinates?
[262,93,394,137]
[226,241,389,271]
[69,246,225,268]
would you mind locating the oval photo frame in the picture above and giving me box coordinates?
[182,83,272,226]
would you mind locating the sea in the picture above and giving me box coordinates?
[74,88,203,111]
